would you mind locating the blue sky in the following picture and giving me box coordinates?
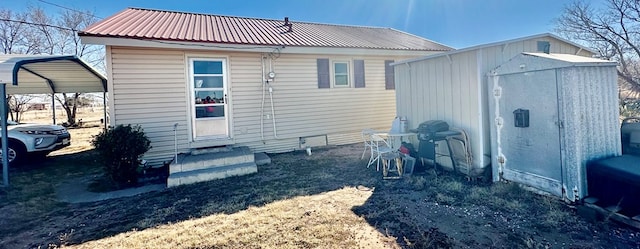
[5,0,604,49]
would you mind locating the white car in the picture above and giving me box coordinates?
[2,120,71,164]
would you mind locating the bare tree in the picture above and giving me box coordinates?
[556,0,640,98]
[26,6,60,55]
[7,94,35,122]
[0,10,27,54]
[52,10,102,126]
[54,93,80,126]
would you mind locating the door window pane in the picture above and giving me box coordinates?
[194,76,223,88]
[194,61,223,74]
[195,90,224,104]
[195,106,225,118]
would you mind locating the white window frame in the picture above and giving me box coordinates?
[190,58,227,121]
[332,60,351,88]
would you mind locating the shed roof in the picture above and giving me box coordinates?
[391,33,597,66]
[0,54,106,94]
[79,8,452,52]
[521,52,612,63]
[491,52,617,76]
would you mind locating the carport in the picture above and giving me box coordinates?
[0,54,107,187]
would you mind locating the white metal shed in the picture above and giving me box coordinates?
[487,52,620,202]
[392,33,594,169]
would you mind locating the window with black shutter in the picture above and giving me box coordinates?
[354,59,365,88]
[317,58,330,88]
[385,60,395,90]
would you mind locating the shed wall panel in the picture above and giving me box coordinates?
[559,66,621,198]
[395,36,595,169]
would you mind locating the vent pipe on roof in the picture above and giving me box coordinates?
[284,17,289,25]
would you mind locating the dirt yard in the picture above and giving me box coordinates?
[0,109,639,248]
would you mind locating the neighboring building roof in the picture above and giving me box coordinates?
[79,8,452,52]
[0,54,106,94]
[391,33,597,66]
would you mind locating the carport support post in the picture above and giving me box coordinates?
[1,84,9,187]
[51,93,56,125]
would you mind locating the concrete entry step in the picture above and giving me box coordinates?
[171,146,254,173]
[168,146,263,187]
[254,152,271,166]
[167,162,257,187]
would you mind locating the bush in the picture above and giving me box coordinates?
[91,124,151,188]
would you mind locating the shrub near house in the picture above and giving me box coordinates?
[92,124,151,188]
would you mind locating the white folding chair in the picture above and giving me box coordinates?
[370,133,398,172]
[361,129,376,166]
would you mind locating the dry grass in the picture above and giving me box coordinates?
[67,187,399,249]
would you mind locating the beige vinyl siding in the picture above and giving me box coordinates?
[109,46,420,165]
[395,36,595,168]
[231,53,402,150]
[109,47,189,164]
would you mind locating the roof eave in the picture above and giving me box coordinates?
[80,35,450,56]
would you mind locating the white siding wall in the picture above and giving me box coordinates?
[108,46,419,165]
[395,36,593,167]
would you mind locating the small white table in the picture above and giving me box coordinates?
[373,131,417,150]
[372,131,417,179]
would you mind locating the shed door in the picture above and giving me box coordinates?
[189,58,230,140]
[498,70,563,197]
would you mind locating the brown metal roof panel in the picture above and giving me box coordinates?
[230,18,247,43]
[203,15,213,41]
[244,19,269,44]
[247,19,269,44]
[155,12,179,39]
[80,8,453,51]
[230,18,248,43]
[135,10,165,38]
[143,11,168,38]
[117,10,155,37]
[217,16,231,42]
[183,14,195,40]
[168,12,187,40]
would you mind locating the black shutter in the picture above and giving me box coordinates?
[317,58,330,88]
[385,60,395,90]
[354,59,365,88]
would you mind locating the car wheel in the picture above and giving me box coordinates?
[2,141,26,165]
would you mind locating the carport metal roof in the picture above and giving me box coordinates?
[0,54,106,94]
[0,54,107,187]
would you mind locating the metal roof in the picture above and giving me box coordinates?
[491,52,617,76]
[79,8,452,52]
[391,33,597,66]
[0,54,107,94]
[521,52,614,63]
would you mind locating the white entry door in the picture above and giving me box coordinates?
[189,58,229,140]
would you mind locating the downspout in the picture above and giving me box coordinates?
[268,57,279,139]
[103,92,107,130]
[260,55,266,141]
